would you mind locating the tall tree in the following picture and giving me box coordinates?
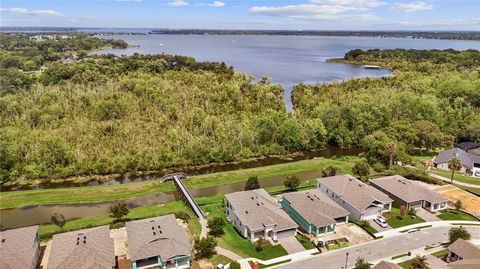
[448,157,462,183]
[385,141,399,167]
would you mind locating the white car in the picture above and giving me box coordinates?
[374,217,388,228]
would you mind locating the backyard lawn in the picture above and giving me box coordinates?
[438,209,479,221]
[386,208,425,228]
[198,194,289,260]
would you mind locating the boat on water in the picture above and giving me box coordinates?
[363,65,382,69]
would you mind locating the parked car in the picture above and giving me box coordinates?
[374,217,388,228]
[474,170,480,178]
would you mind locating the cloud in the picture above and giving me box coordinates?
[385,19,479,27]
[207,1,225,7]
[168,0,189,7]
[0,7,63,17]
[391,1,433,12]
[248,0,382,21]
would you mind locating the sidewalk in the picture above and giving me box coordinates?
[374,220,480,238]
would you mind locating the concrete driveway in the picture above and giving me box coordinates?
[416,208,441,222]
[278,237,306,254]
[368,219,391,232]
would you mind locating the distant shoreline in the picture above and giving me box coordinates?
[1,27,479,41]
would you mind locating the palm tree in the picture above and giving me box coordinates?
[385,141,399,167]
[448,157,462,183]
[410,255,429,269]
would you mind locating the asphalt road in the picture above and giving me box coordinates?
[274,226,480,269]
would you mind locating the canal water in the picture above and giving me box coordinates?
[1,145,359,191]
[0,169,325,229]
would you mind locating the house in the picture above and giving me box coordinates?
[126,214,191,269]
[370,175,449,212]
[225,189,298,242]
[0,225,40,269]
[457,142,480,155]
[281,189,350,235]
[317,175,393,220]
[435,148,480,176]
[47,225,116,269]
[372,261,402,269]
[446,238,480,269]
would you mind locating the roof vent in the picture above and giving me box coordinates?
[153,231,156,236]
[245,210,249,214]
[251,197,254,200]
[1,239,5,243]
[256,203,260,206]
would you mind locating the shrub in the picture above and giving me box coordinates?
[193,236,217,259]
[353,161,370,178]
[284,175,300,191]
[174,211,191,223]
[245,175,260,190]
[255,237,268,251]
[229,261,241,269]
[208,217,226,237]
[321,165,338,177]
[110,202,129,222]
[449,226,471,243]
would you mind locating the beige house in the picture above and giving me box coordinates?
[48,225,116,269]
[446,238,480,269]
[0,225,40,269]
[317,175,393,220]
[126,214,191,269]
[281,189,350,235]
[371,175,449,212]
[225,189,298,242]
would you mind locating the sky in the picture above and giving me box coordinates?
[1,0,479,30]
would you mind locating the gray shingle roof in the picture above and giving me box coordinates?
[0,226,39,269]
[283,189,349,228]
[47,225,115,269]
[225,189,298,232]
[126,214,190,262]
[457,142,480,151]
[448,238,480,260]
[372,261,402,269]
[436,148,480,170]
[371,175,448,204]
[317,175,393,213]
[447,239,480,269]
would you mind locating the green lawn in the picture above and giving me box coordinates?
[295,234,316,250]
[398,258,414,269]
[454,184,480,196]
[197,194,288,260]
[430,169,480,186]
[351,220,378,235]
[431,249,448,258]
[38,201,191,241]
[437,209,479,221]
[0,157,356,209]
[210,254,233,266]
[386,208,425,229]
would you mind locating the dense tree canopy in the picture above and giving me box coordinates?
[1,35,479,182]
[293,49,480,166]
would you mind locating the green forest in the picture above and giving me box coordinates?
[1,34,479,182]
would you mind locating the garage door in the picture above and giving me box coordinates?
[362,207,380,220]
[276,228,296,239]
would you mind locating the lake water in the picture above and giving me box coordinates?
[95,34,480,109]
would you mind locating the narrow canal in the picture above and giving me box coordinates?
[0,146,360,229]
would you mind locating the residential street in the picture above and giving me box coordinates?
[274,226,480,269]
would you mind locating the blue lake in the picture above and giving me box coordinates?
[95,34,480,109]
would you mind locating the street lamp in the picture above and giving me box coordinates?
[345,252,349,269]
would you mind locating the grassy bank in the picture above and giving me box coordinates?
[430,168,480,186]
[438,209,479,221]
[0,157,355,209]
[38,201,194,241]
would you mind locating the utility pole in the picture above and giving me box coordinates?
[345,252,349,269]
